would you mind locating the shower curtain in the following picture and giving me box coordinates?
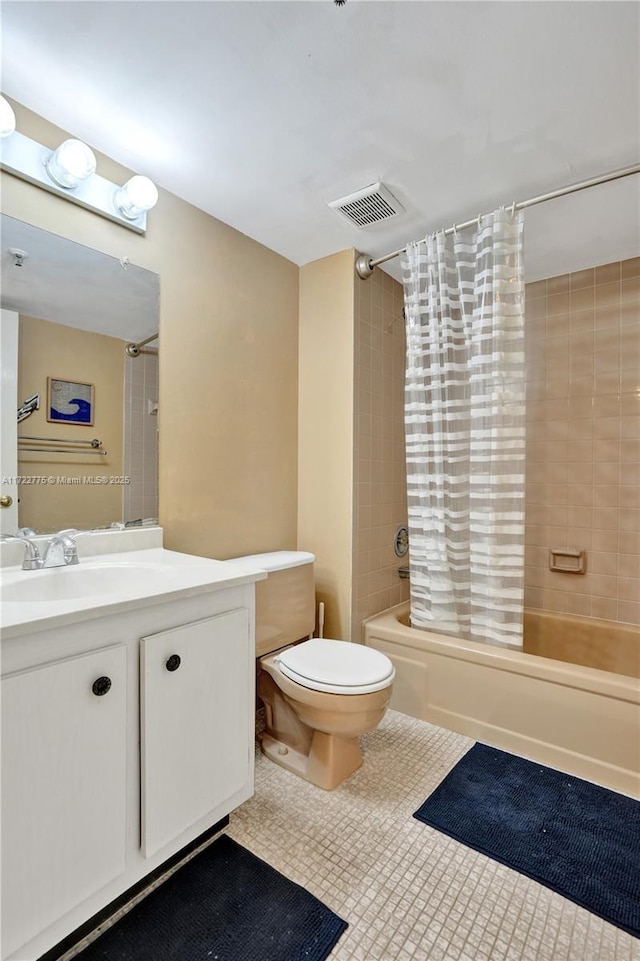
[401,208,525,649]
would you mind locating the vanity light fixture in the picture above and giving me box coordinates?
[45,138,97,189]
[0,95,16,138]
[0,97,157,234]
[115,175,158,220]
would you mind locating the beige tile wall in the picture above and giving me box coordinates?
[524,257,640,624]
[352,268,409,640]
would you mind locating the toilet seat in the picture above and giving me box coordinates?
[276,638,395,695]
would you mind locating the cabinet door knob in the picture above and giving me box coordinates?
[165,654,181,672]
[92,676,112,696]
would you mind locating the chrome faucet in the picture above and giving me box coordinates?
[1,528,82,571]
[0,533,43,570]
[42,530,80,569]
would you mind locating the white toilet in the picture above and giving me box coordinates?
[236,551,395,790]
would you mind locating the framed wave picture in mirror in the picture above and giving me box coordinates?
[47,377,95,425]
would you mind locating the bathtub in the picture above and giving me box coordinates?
[524,609,639,678]
[364,603,640,797]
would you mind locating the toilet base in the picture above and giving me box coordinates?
[260,729,363,790]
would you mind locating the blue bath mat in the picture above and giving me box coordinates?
[414,743,640,938]
[74,834,347,960]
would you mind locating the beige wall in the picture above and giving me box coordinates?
[3,99,299,558]
[298,251,355,639]
[352,268,409,640]
[297,256,410,643]
[17,315,124,532]
[524,257,640,624]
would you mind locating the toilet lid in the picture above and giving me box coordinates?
[276,638,395,695]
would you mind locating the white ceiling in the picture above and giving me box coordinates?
[2,1,639,283]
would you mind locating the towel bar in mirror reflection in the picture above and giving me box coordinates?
[18,436,107,456]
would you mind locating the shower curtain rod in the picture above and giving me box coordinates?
[125,332,158,357]
[355,163,640,279]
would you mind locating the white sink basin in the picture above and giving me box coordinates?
[0,546,267,638]
[1,562,175,603]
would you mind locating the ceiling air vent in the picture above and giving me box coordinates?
[329,182,404,229]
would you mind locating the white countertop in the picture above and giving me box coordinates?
[0,548,267,640]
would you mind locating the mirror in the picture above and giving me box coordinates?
[0,215,160,534]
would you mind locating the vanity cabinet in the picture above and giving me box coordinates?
[1,578,257,961]
[140,609,251,857]
[2,646,127,959]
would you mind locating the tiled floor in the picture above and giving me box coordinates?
[228,711,639,961]
[61,710,638,961]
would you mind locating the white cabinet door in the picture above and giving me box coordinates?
[140,609,251,858]
[1,646,127,959]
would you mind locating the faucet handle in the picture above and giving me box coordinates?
[62,541,80,565]
[57,529,80,564]
[1,532,42,570]
[42,530,80,568]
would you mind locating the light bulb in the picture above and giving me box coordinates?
[0,95,16,138]
[45,139,96,189]
[115,175,158,220]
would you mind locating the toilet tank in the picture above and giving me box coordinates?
[232,551,316,657]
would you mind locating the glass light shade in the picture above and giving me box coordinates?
[0,95,16,138]
[45,139,97,188]
[115,175,158,220]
